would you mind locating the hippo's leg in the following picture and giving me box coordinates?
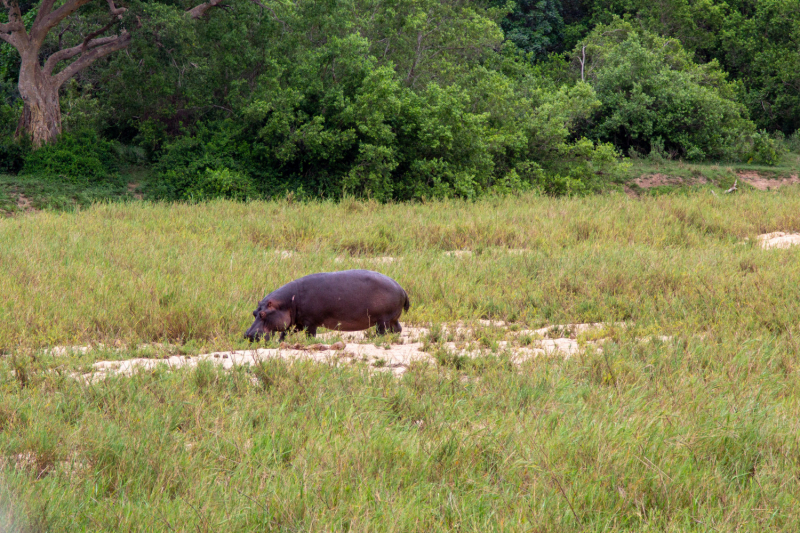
[279,331,287,342]
[377,319,401,335]
[305,326,318,337]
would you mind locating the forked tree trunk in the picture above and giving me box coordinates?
[1,0,223,149]
[16,56,63,146]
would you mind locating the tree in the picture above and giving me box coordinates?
[573,19,752,160]
[0,0,224,147]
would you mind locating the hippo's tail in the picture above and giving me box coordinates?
[403,291,410,313]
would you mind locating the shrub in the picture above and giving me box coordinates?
[0,81,26,174]
[576,19,753,161]
[0,135,28,174]
[21,131,119,183]
[730,130,786,166]
[185,167,255,200]
[151,122,256,200]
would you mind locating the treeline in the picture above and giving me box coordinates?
[1,0,798,200]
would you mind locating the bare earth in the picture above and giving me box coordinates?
[127,182,144,200]
[737,172,800,191]
[634,173,708,188]
[63,321,645,381]
[630,172,800,193]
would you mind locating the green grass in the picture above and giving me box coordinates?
[0,173,137,215]
[3,191,800,349]
[1,190,800,531]
[618,152,800,195]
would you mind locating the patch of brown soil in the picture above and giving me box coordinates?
[127,182,144,200]
[634,174,708,188]
[15,193,35,213]
[736,172,800,191]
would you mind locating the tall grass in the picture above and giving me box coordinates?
[2,190,800,348]
[0,337,799,531]
[1,190,800,531]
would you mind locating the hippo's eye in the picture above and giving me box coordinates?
[259,310,268,320]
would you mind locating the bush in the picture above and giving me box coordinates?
[0,81,26,173]
[576,19,753,161]
[185,167,255,200]
[21,131,120,183]
[151,44,625,202]
[0,136,28,174]
[730,130,786,166]
[151,122,257,200]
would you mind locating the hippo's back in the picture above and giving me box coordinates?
[295,270,408,331]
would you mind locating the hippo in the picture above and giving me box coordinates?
[245,269,410,341]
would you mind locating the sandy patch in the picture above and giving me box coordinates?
[737,172,800,191]
[757,232,800,249]
[49,346,92,356]
[81,338,584,381]
[72,322,649,381]
[444,250,472,258]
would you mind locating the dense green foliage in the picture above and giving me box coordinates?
[575,20,752,161]
[20,131,120,184]
[1,0,799,198]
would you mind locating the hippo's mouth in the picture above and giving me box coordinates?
[245,326,273,342]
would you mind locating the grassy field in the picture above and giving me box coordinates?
[615,152,800,195]
[1,189,800,531]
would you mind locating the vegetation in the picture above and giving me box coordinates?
[2,191,800,530]
[2,0,799,200]
[3,0,800,529]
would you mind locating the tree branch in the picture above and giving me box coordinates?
[0,20,22,32]
[44,35,119,75]
[82,17,118,46]
[33,0,94,44]
[106,0,127,17]
[247,0,288,32]
[187,0,225,19]
[53,30,132,88]
[32,0,58,30]
[1,1,25,46]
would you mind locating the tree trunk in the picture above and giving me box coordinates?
[3,0,218,148]
[15,55,63,147]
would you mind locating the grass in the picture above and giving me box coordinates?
[3,190,800,349]
[0,174,134,215]
[618,152,800,195]
[1,188,800,530]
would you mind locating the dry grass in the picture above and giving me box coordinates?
[2,190,800,350]
[1,189,800,531]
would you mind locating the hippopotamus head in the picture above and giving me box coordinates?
[245,295,293,342]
